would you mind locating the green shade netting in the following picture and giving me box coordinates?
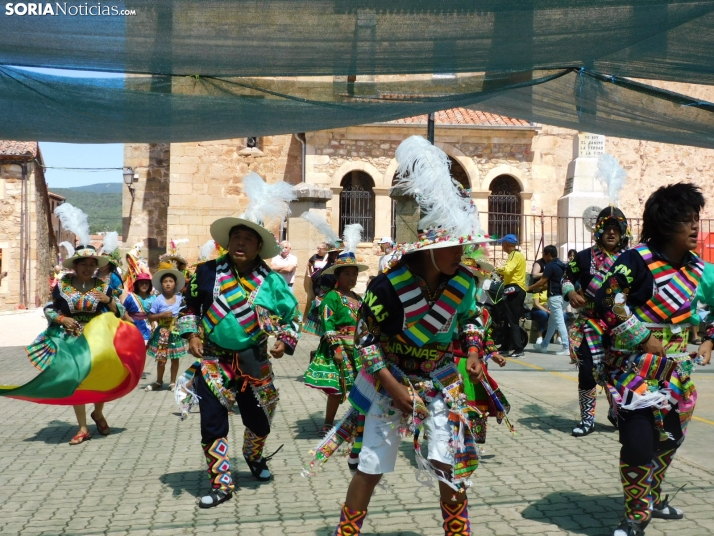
[0,66,712,146]
[1,0,714,84]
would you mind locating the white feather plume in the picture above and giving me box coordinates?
[596,153,628,206]
[59,241,75,258]
[199,239,216,261]
[300,212,339,244]
[172,238,189,246]
[54,203,91,246]
[394,135,474,236]
[342,224,363,254]
[101,231,119,255]
[241,172,296,225]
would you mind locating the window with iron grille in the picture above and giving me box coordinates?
[340,171,375,241]
[488,175,522,238]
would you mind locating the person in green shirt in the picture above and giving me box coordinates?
[495,234,527,357]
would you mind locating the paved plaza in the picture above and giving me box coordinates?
[0,309,712,536]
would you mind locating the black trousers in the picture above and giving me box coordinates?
[194,372,271,444]
[501,286,526,352]
[619,407,683,466]
[577,341,597,391]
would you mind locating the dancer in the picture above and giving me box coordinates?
[3,204,144,445]
[595,184,706,536]
[304,224,367,437]
[177,172,300,509]
[324,136,490,536]
[122,272,156,344]
[145,268,188,391]
[562,207,630,437]
[160,239,191,293]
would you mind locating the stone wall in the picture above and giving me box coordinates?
[0,162,53,310]
[123,144,170,267]
[165,135,302,264]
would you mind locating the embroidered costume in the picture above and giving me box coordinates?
[175,171,299,509]
[123,291,156,341]
[314,135,493,536]
[595,244,703,530]
[305,289,362,395]
[146,294,188,362]
[563,207,630,436]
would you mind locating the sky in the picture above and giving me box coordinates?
[18,67,126,189]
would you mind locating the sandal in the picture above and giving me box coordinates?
[169,383,176,391]
[613,518,647,536]
[572,421,595,437]
[244,444,284,482]
[318,423,333,438]
[198,489,232,509]
[145,381,163,392]
[90,411,110,436]
[652,494,684,519]
[691,338,703,345]
[69,430,92,445]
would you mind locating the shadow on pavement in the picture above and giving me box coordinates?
[22,421,126,443]
[291,413,331,440]
[521,490,621,535]
[160,470,205,497]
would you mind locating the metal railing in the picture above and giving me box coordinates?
[480,211,714,265]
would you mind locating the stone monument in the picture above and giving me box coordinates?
[557,132,609,257]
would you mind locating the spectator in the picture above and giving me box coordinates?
[377,236,395,272]
[495,234,527,357]
[528,245,569,355]
[270,241,298,290]
[530,256,546,286]
[306,243,328,277]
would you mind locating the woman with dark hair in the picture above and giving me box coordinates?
[24,247,129,444]
[562,206,630,437]
[304,234,367,437]
[595,183,712,536]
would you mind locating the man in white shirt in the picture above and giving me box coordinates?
[377,237,395,273]
[270,241,298,290]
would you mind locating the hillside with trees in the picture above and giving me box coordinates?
[52,183,122,234]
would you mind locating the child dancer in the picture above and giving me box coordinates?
[304,225,367,437]
[146,268,188,391]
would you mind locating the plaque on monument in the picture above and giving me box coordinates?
[576,133,605,158]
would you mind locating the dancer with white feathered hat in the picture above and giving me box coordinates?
[97,231,124,299]
[304,224,368,438]
[175,172,301,509]
[305,136,492,536]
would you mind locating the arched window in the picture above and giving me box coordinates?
[340,171,375,241]
[488,175,522,238]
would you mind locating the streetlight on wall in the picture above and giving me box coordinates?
[123,167,136,199]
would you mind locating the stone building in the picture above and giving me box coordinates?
[48,191,76,257]
[124,83,714,309]
[0,141,58,310]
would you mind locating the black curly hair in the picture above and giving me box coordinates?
[640,183,705,245]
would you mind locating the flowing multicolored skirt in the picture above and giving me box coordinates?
[147,321,188,363]
[304,327,360,396]
[3,313,145,405]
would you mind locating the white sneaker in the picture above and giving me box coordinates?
[535,337,543,345]
[556,347,570,356]
[531,344,546,353]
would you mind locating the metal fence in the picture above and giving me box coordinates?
[480,211,714,265]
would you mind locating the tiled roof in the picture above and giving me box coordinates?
[0,141,38,159]
[385,108,532,127]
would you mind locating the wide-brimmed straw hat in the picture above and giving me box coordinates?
[210,218,281,259]
[62,245,110,270]
[152,268,185,292]
[321,252,369,275]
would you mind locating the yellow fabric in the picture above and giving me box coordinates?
[77,314,128,391]
[534,289,548,305]
[498,250,526,290]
